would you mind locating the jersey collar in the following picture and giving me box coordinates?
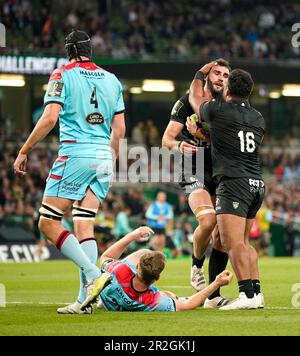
[228,98,250,107]
[131,276,149,294]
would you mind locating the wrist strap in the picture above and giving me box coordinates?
[177,141,183,152]
[194,70,205,81]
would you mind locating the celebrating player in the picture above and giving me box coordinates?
[13,29,126,313]
[186,67,265,310]
[162,59,231,308]
[93,226,233,312]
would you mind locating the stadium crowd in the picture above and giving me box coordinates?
[1,123,300,256]
[1,0,300,60]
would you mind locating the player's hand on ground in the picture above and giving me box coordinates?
[199,61,218,76]
[13,153,28,176]
[215,270,233,286]
[128,226,155,242]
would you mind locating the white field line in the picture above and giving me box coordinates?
[3,301,300,310]
[5,302,71,305]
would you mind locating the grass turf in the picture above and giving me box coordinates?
[0,257,300,336]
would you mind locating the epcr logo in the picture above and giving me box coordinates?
[0,284,6,307]
[291,23,300,48]
[0,23,6,47]
[291,283,300,308]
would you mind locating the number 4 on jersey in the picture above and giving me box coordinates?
[90,86,99,109]
[238,130,256,153]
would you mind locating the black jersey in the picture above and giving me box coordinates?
[170,94,216,195]
[200,98,265,180]
[171,94,208,146]
[170,94,212,160]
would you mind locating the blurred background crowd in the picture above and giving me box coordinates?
[1,124,300,258]
[1,0,300,60]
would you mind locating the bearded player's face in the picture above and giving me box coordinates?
[207,65,230,95]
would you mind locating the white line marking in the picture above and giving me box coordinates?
[6,302,71,305]
[4,302,300,310]
[162,286,191,289]
[264,307,299,310]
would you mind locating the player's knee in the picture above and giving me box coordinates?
[225,240,247,254]
[38,218,48,235]
[198,214,216,234]
[74,220,94,238]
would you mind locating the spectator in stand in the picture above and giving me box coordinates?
[174,193,190,216]
[146,191,173,253]
[2,0,300,60]
[146,119,160,147]
[131,122,146,145]
[113,202,132,239]
[285,211,297,256]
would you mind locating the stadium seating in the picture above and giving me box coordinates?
[1,0,300,60]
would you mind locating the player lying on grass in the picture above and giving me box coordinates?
[76,226,232,313]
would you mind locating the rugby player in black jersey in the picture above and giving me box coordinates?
[187,66,265,310]
[162,59,231,308]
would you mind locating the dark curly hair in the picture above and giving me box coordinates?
[228,69,254,99]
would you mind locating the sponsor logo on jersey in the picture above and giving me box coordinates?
[249,179,264,188]
[187,176,204,190]
[49,71,62,81]
[115,286,133,306]
[48,81,64,97]
[80,70,105,78]
[86,112,104,125]
[233,202,239,209]
[171,100,184,116]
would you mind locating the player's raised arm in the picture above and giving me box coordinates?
[188,61,217,115]
[174,271,233,311]
[100,226,154,264]
[13,103,61,175]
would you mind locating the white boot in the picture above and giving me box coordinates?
[57,301,93,314]
[256,293,265,309]
[190,266,206,291]
[204,296,230,309]
[219,292,259,310]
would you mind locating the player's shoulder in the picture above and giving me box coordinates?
[179,93,189,105]
[250,105,263,118]
[48,62,77,80]
[170,94,190,117]
[250,106,265,129]
[49,67,64,81]
[113,261,134,278]
[52,61,110,75]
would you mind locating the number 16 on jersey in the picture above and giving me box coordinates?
[238,130,255,153]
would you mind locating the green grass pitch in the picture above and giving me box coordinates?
[0,257,300,336]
